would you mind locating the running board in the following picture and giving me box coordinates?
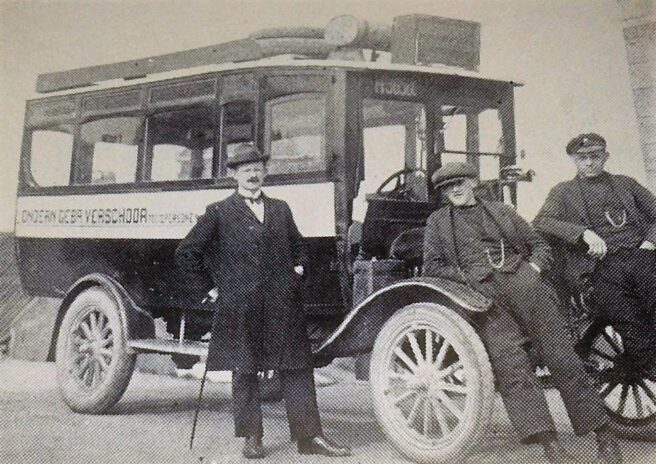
[128,339,209,356]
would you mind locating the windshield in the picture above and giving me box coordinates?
[362,99,427,171]
[352,98,428,220]
[438,105,503,181]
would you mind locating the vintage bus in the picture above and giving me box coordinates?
[14,13,654,462]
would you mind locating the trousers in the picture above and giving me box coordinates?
[474,261,608,443]
[591,248,656,370]
[232,368,322,440]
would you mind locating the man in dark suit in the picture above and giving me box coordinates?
[423,162,621,464]
[175,143,350,459]
[534,133,656,375]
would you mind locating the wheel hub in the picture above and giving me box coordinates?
[67,308,114,388]
[383,325,470,442]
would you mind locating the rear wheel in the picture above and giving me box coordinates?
[583,324,656,441]
[370,303,495,463]
[55,287,136,413]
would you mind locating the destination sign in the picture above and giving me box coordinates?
[374,78,418,98]
[19,207,196,226]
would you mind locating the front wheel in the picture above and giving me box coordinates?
[55,287,136,413]
[370,303,495,463]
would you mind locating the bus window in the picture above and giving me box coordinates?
[146,107,214,182]
[438,106,502,180]
[479,155,500,181]
[77,117,142,185]
[220,100,254,173]
[28,125,74,186]
[441,106,467,154]
[478,108,502,180]
[264,93,326,175]
[479,108,503,155]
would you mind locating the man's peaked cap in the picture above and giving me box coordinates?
[431,162,478,187]
[566,133,606,155]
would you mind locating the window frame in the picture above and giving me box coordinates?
[72,112,147,187]
[262,92,328,181]
[23,124,76,189]
[142,103,220,187]
[257,70,333,187]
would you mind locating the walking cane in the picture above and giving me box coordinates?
[190,359,210,450]
[190,291,218,450]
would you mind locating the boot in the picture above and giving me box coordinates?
[242,436,265,459]
[539,433,580,463]
[297,435,351,457]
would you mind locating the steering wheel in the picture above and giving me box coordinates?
[375,168,427,201]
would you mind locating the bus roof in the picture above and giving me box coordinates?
[30,57,523,100]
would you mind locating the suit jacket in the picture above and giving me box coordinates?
[533,173,656,291]
[423,200,553,283]
[175,192,311,372]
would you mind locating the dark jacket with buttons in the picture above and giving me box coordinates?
[175,192,311,372]
[423,200,553,283]
[533,173,656,292]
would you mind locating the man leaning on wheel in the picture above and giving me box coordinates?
[533,133,656,378]
[422,162,622,464]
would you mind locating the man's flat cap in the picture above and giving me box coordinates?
[431,162,478,187]
[566,133,606,155]
[226,143,269,168]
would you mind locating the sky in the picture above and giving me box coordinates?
[0,0,650,231]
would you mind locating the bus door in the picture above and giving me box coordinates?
[259,71,344,315]
[351,73,435,259]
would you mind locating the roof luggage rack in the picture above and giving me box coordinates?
[36,14,481,93]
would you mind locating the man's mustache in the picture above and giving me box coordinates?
[248,176,261,182]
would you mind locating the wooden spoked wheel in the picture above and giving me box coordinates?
[370,303,495,463]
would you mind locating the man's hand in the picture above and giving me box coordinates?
[639,241,656,251]
[294,265,304,276]
[529,262,541,273]
[582,229,608,259]
[202,287,219,304]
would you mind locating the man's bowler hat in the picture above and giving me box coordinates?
[566,133,606,155]
[226,143,269,169]
[431,162,478,187]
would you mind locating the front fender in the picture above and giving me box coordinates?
[48,273,155,360]
[314,277,492,358]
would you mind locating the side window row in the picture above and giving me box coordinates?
[28,93,327,187]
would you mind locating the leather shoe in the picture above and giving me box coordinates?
[297,435,351,457]
[242,436,264,459]
[541,439,580,463]
[596,434,623,464]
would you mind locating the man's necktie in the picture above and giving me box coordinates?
[245,196,262,205]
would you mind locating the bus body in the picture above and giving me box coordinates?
[16,59,518,339]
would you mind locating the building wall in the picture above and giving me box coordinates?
[619,0,656,191]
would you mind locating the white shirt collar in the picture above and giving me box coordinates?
[237,187,262,200]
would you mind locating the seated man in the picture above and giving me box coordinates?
[423,162,621,464]
[533,133,656,375]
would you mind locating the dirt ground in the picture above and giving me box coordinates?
[1,358,655,464]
